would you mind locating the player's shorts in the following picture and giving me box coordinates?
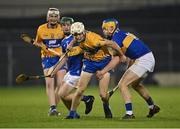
[128,52,155,77]
[42,56,68,70]
[63,72,80,87]
[82,56,111,73]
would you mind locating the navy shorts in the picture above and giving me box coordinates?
[82,56,111,73]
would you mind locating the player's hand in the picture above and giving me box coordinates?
[96,70,104,80]
[49,73,55,78]
[101,38,114,44]
[33,42,49,53]
[47,67,55,78]
[67,38,76,51]
[120,55,127,63]
[33,42,40,47]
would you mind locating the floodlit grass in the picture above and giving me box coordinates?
[0,86,180,128]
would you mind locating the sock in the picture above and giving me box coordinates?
[69,110,76,116]
[81,95,89,102]
[125,103,133,115]
[146,97,154,109]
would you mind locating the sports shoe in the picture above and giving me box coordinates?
[65,111,80,119]
[147,105,160,118]
[122,114,135,119]
[84,95,95,114]
[103,103,113,118]
[48,109,61,116]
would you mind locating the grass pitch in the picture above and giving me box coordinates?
[0,86,180,128]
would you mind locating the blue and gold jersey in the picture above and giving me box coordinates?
[62,35,83,76]
[35,23,64,58]
[112,29,151,59]
[79,31,111,61]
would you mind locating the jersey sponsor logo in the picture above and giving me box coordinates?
[49,40,57,45]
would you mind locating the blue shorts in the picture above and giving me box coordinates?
[42,56,68,70]
[82,56,111,73]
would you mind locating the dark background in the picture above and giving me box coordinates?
[0,0,179,86]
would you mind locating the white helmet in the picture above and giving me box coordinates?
[71,22,85,35]
[46,8,60,21]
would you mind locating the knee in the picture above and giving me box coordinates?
[46,81,53,89]
[59,91,66,100]
[76,88,85,97]
[132,85,139,91]
[118,81,127,91]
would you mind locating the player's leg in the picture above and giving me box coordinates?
[42,56,61,116]
[58,82,75,110]
[120,52,158,119]
[132,78,160,118]
[58,80,94,114]
[58,72,93,111]
[99,72,113,118]
[55,69,67,104]
[66,71,93,119]
[118,69,139,119]
[44,68,60,116]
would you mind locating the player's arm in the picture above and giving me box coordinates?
[96,38,126,79]
[34,28,42,46]
[99,38,126,63]
[96,56,120,79]
[33,28,49,52]
[66,37,76,51]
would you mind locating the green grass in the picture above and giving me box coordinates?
[0,86,180,128]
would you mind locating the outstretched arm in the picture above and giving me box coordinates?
[104,39,122,54]
[102,39,126,62]
[95,39,127,79]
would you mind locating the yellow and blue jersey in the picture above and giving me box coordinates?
[79,31,111,61]
[62,35,83,76]
[35,23,64,58]
[79,31,112,73]
[112,29,151,59]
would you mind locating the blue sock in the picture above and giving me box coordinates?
[125,103,133,115]
[81,95,89,102]
[69,110,76,116]
[125,103,132,111]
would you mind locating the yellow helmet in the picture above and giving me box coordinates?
[102,18,119,33]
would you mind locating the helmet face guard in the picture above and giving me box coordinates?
[47,8,60,25]
[71,22,85,35]
[71,22,85,42]
[102,18,119,39]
